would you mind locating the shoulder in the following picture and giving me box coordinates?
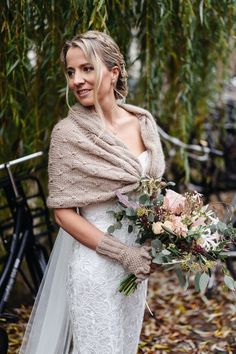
[50,116,76,142]
[118,102,156,122]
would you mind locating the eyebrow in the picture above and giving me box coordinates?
[66,63,93,70]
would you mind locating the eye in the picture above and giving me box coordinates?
[67,70,74,78]
[83,65,94,72]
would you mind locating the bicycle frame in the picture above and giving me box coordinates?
[0,152,45,313]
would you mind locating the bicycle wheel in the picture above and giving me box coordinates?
[25,241,48,294]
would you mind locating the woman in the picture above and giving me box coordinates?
[20,31,165,354]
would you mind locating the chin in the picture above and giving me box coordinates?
[78,101,95,109]
[75,98,94,107]
[74,94,94,107]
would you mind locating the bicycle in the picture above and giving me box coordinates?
[0,152,54,352]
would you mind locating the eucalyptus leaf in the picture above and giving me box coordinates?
[107,225,115,234]
[224,275,236,290]
[176,268,186,288]
[194,273,201,292]
[156,194,164,205]
[216,221,227,233]
[183,274,190,291]
[139,194,149,204]
[151,238,163,251]
[199,273,210,293]
[125,208,136,217]
[151,247,157,257]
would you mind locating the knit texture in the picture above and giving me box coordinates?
[47,102,165,208]
[96,233,152,278]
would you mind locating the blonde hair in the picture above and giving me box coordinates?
[60,30,128,120]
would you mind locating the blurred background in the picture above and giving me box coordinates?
[0,1,236,353]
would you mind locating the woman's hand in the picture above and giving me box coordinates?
[96,233,152,283]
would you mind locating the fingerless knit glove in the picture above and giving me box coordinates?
[96,233,152,282]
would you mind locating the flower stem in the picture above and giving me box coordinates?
[119,273,137,295]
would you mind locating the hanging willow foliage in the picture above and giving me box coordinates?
[0,0,235,180]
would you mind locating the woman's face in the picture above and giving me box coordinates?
[66,47,116,107]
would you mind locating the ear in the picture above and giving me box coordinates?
[111,66,120,82]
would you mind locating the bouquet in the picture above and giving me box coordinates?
[107,178,236,296]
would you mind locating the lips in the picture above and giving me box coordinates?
[76,89,91,97]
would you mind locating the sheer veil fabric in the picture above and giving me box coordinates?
[19,228,74,354]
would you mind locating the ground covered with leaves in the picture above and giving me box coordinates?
[1,269,236,354]
[139,270,236,354]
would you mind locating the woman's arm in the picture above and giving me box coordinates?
[54,208,152,281]
[54,208,104,250]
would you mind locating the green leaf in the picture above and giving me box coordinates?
[176,268,186,288]
[6,59,20,76]
[107,225,115,234]
[125,208,135,217]
[194,273,201,292]
[199,272,210,293]
[151,238,163,251]
[139,194,150,205]
[155,194,164,205]
[216,221,227,233]
[224,275,235,290]
[151,247,157,257]
[184,274,190,291]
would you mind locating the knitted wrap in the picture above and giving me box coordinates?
[47,102,165,208]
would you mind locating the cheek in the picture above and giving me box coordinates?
[67,78,74,90]
[98,77,112,95]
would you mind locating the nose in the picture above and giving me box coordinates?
[73,71,85,86]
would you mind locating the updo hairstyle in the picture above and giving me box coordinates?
[60,30,128,100]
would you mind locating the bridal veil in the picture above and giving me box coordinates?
[19,228,74,354]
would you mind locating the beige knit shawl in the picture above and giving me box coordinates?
[47,102,165,208]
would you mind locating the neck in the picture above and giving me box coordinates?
[96,96,124,134]
[95,93,118,120]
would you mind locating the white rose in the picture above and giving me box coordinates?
[152,222,164,235]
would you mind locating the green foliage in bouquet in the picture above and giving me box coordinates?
[108,178,236,295]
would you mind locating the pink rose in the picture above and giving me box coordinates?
[163,189,186,215]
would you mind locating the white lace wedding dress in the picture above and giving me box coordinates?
[66,150,150,354]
